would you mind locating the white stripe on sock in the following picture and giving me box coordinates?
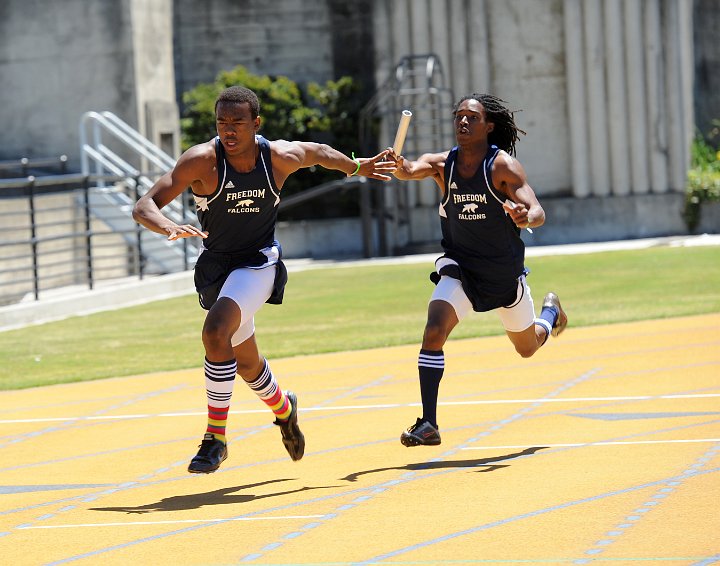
[534,318,553,335]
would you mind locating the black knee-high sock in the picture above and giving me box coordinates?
[418,349,444,427]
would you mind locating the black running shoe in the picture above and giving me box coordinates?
[543,292,568,337]
[274,391,305,461]
[188,433,227,474]
[400,418,441,447]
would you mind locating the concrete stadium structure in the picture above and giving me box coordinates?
[0,0,718,256]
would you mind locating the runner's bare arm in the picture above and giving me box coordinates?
[269,140,394,187]
[386,149,448,190]
[494,152,545,229]
[132,144,212,240]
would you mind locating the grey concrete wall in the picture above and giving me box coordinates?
[369,0,704,253]
[0,2,133,166]
[173,0,334,100]
[0,0,715,263]
[172,0,377,114]
[0,0,177,170]
[372,0,571,196]
[694,0,720,139]
[372,0,694,199]
[131,0,181,157]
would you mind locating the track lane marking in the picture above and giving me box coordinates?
[462,438,720,450]
[17,514,326,529]
[2,393,719,424]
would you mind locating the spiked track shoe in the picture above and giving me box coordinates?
[274,391,305,461]
[188,433,227,473]
[401,418,441,446]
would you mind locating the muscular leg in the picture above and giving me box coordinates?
[505,324,548,359]
[233,333,290,420]
[499,276,564,359]
[189,298,242,473]
[202,297,242,361]
[235,333,304,461]
[419,300,458,426]
[422,299,459,350]
[402,299,459,446]
[201,299,243,434]
[232,334,264,382]
[505,290,565,358]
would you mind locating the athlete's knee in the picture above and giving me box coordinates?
[202,300,241,348]
[513,342,538,358]
[202,326,229,350]
[422,322,449,350]
[202,317,235,350]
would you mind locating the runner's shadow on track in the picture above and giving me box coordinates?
[89,478,339,514]
[341,446,547,482]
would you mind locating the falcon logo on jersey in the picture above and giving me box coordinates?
[193,195,209,211]
[235,199,254,207]
[457,199,487,220]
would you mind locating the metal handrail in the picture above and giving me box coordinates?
[79,111,175,175]
[79,111,188,223]
[0,155,68,174]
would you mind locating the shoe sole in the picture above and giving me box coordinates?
[552,308,568,337]
[400,433,441,447]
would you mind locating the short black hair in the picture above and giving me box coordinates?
[453,93,526,156]
[215,86,260,119]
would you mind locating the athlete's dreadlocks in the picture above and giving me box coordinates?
[453,94,526,156]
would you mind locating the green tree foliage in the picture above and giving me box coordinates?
[684,122,720,233]
[180,66,365,218]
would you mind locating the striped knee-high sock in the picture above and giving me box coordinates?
[246,359,292,421]
[535,304,559,346]
[418,349,444,427]
[204,358,236,444]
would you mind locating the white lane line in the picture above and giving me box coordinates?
[17,514,326,529]
[2,393,719,425]
[462,438,720,450]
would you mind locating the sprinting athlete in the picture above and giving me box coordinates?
[133,86,393,472]
[386,93,568,447]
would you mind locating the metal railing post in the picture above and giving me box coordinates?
[82,175,94,290]
[134,174,144,280]
[27,176,40,300]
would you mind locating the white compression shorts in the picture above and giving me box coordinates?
[218,265,276,346]
[431,273,536,333]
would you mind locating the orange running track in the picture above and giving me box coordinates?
[1,314,718,565]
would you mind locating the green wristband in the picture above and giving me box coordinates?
[349,152,361,176]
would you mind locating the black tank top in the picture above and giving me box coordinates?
[439,144,525,294]
[192,135,280,256]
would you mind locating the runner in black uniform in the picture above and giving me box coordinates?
[133,86,393,472]
[386,93,568,446]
